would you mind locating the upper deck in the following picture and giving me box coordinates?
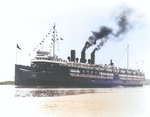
[31,50,67,65]
[31,51,145,77]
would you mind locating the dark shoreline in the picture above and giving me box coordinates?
[0,81,14,85]
[0,80,150,85]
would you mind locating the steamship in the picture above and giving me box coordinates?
[15,24,145,87]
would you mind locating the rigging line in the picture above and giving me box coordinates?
[117,46,128,65]
[129,47,139,68]
[33,28,52,52]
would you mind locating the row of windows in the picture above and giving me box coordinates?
[68,65,113,71]
[70,73,113,79]
[82,70,114,75]
[36,58,67,63]
[36,58,49,60]
[119,74,143,78]
[123,80,142,83]
[120,77,143,80]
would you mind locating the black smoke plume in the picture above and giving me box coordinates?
[88,26,112,45]
[114,6,133,37]
[86,5,135,52]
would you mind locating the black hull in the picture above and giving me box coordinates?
[15,64,143,88]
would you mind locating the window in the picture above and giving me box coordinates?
[105,79,108,82]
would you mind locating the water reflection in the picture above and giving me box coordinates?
[15,88,97,97]
[15,86,143,97]
[1,85,150,117]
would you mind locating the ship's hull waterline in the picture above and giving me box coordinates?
[15,64,143,88]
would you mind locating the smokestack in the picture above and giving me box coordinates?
[91,48,98,64]
[80,41,91,63]
[80,5,140,64]
[80,48,86,63]
[71,50,75,62]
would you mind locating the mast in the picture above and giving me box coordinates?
[52,23,56,57]
[127,44,129,70]
[32,23,63,57]
[51,23,63,57]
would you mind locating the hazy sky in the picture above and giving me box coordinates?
[0,0,150,81]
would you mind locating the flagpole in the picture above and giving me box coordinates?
[16,44,21,64]
[16,44,17,64]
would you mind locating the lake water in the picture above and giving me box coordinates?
[0,85,150,117]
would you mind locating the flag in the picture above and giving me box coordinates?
[17,44,21,50]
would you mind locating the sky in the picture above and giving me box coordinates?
[0,0,150,81]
